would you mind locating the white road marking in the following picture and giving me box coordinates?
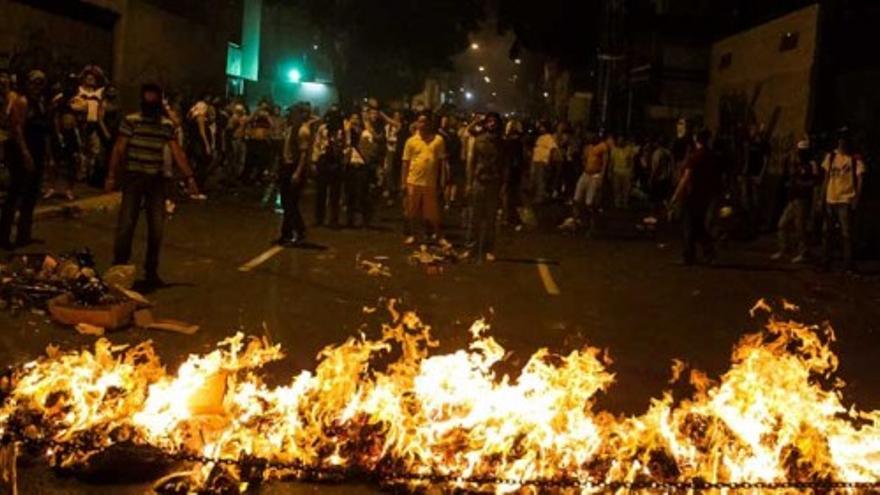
[537,263,561,295]
[238,246,284,272]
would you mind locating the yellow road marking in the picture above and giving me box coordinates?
[238,246,284,272]
[537,263,560,295]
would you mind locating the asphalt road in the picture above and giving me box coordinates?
[2,189,879,493]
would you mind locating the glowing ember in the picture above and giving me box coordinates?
[0,301,878,493]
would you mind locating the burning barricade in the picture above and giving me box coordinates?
[0,302,878,493]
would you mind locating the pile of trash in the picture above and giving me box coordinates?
[408,241,470,274]
[0,249,147,334]
[0,249,126,311]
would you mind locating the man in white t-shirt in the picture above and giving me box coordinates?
[73,66,105,181]
[531,122,558,204]
[401,112,446,243]
[820,135,865,272]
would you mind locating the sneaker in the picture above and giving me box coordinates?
[64,190,76,201]
[770,251,785,261]
[791,254,807,264]
[274,236,297,248]
[404,236,416,246]
[558,217,578,230]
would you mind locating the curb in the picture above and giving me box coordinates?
[33,192,122,219]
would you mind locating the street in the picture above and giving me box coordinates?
[4,193,880,412]
[3,191,880,493]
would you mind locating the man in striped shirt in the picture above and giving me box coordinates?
[105,83,198,290]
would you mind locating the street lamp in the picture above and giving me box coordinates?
[478,66,485,72]
[465,91,473,100]
[287,68,302,83]
[484,76,491,83]
[514,58,521,64]
[471,42,480,50]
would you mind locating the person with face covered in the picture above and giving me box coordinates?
[105,83,198,289]
[1,70,51,250]
[466,112,504,262]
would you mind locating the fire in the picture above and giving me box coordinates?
[1,301,878,493]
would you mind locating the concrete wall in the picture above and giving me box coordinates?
[705,4,820,150]
[2,0,231,110]
[0,0,116,78]
[114,0,228,106]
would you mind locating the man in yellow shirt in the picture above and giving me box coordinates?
[401,112,446,244]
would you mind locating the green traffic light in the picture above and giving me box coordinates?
[287,68,302,83]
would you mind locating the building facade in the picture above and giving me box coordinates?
[705,3,820,160]
[1,0,240,108]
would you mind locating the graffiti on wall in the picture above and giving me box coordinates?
[717,82,795,173]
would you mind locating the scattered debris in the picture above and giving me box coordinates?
[357,254,391,277]
[75,323,105,336]
[0,250,161,334]
[0,249,121,311]
[146,320,200,335]
[408,243,469,269]
[134,309,155,328]
[750,298,772,317]
[103,265,136,289]
[48,294,137,330]
[134,309,198,335]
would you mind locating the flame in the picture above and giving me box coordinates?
[1,302,878,493]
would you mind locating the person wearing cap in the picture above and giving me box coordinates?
[0,70,51,250]
[771,137,818,264]
[105,83,199,289]
[74,65,106,182]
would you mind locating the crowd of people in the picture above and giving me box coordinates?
[0,64,870,288]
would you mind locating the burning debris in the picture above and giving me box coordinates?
[408,242,470,272]
[0,302,878,493]
[356,255,392,277]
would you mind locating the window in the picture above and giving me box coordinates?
[719,52,733,70]
[779,32,799,52]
